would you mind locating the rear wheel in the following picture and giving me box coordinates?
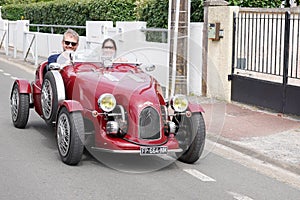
[10,83,30,128]
[56,107,84,165]
[176,113,206,164]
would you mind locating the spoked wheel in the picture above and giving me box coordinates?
[41,71,64,126]
[56,107,84,165]
[10,83,30,128]
[176,112,206,164]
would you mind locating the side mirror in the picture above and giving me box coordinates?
[145,64,156,72]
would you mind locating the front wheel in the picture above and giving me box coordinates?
[41,71,65,126]
[10,83,30,128]
[176,112,206,164]
[56,107,84,165]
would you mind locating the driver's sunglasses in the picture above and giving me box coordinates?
[64,41,77,47]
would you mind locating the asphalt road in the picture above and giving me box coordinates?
[0,57,300,200]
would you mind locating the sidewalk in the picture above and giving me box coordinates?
[196,98,300,175]
[1,51,300,175]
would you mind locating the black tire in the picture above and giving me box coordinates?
[41,71,60,126]
[10,83,30,128]
[56,107,84,165]
[176,112,206,164]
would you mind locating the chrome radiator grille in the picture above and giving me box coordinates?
[139,106,160,140]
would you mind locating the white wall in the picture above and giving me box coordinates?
[8,21,16,47]
[0,20,204,97]
[0,19,8,54]
[189,23,203,96]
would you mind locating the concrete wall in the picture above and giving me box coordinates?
[206,6,239,101]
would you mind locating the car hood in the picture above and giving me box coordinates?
[71,69,162,112]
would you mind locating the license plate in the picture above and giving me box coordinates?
[140,146,168,155]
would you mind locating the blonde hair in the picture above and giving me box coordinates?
[63,28,79,42]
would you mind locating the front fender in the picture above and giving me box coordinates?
[59,100,83,113]
[188,102,205,113]
[50,70,65,103]
[14,79,31,94]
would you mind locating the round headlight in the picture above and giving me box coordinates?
[98,93,116,112]
[171,95,188,112]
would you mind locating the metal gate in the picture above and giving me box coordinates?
[230,9,300,116]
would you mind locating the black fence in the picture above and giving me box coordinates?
[231,9,300,116]
[233,10,300,80]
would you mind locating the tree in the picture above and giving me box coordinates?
[284,0,300,7]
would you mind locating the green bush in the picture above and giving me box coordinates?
[87,0,137,23]
[227,0,282,7]
[137,0,204,26]
[2,4,25,20]
[2,0,138,35]
[138,0,168,28]
[0,0,52,5]
[0,0,286,31]
[191,0,204,22]
[24,1,90,34]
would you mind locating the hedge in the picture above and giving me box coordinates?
[2,0,137,34]
[1,0,284,32]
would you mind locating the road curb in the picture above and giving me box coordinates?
[207,134,300,176]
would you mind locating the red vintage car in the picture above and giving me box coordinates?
[10,50,206,167]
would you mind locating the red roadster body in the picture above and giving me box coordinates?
[10,50,206,166]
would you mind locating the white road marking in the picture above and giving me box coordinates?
[155,154,176,161]
[183,168,216,182]
[0,67,21,80]
[227,191,254,200]
[205,140,300,190]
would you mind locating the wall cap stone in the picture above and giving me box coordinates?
[204,0,229,7]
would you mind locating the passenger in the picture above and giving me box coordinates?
[47,28,79,65]
[101,38,127,62]
[101,38,117,58]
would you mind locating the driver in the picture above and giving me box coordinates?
[47,29,79,65]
